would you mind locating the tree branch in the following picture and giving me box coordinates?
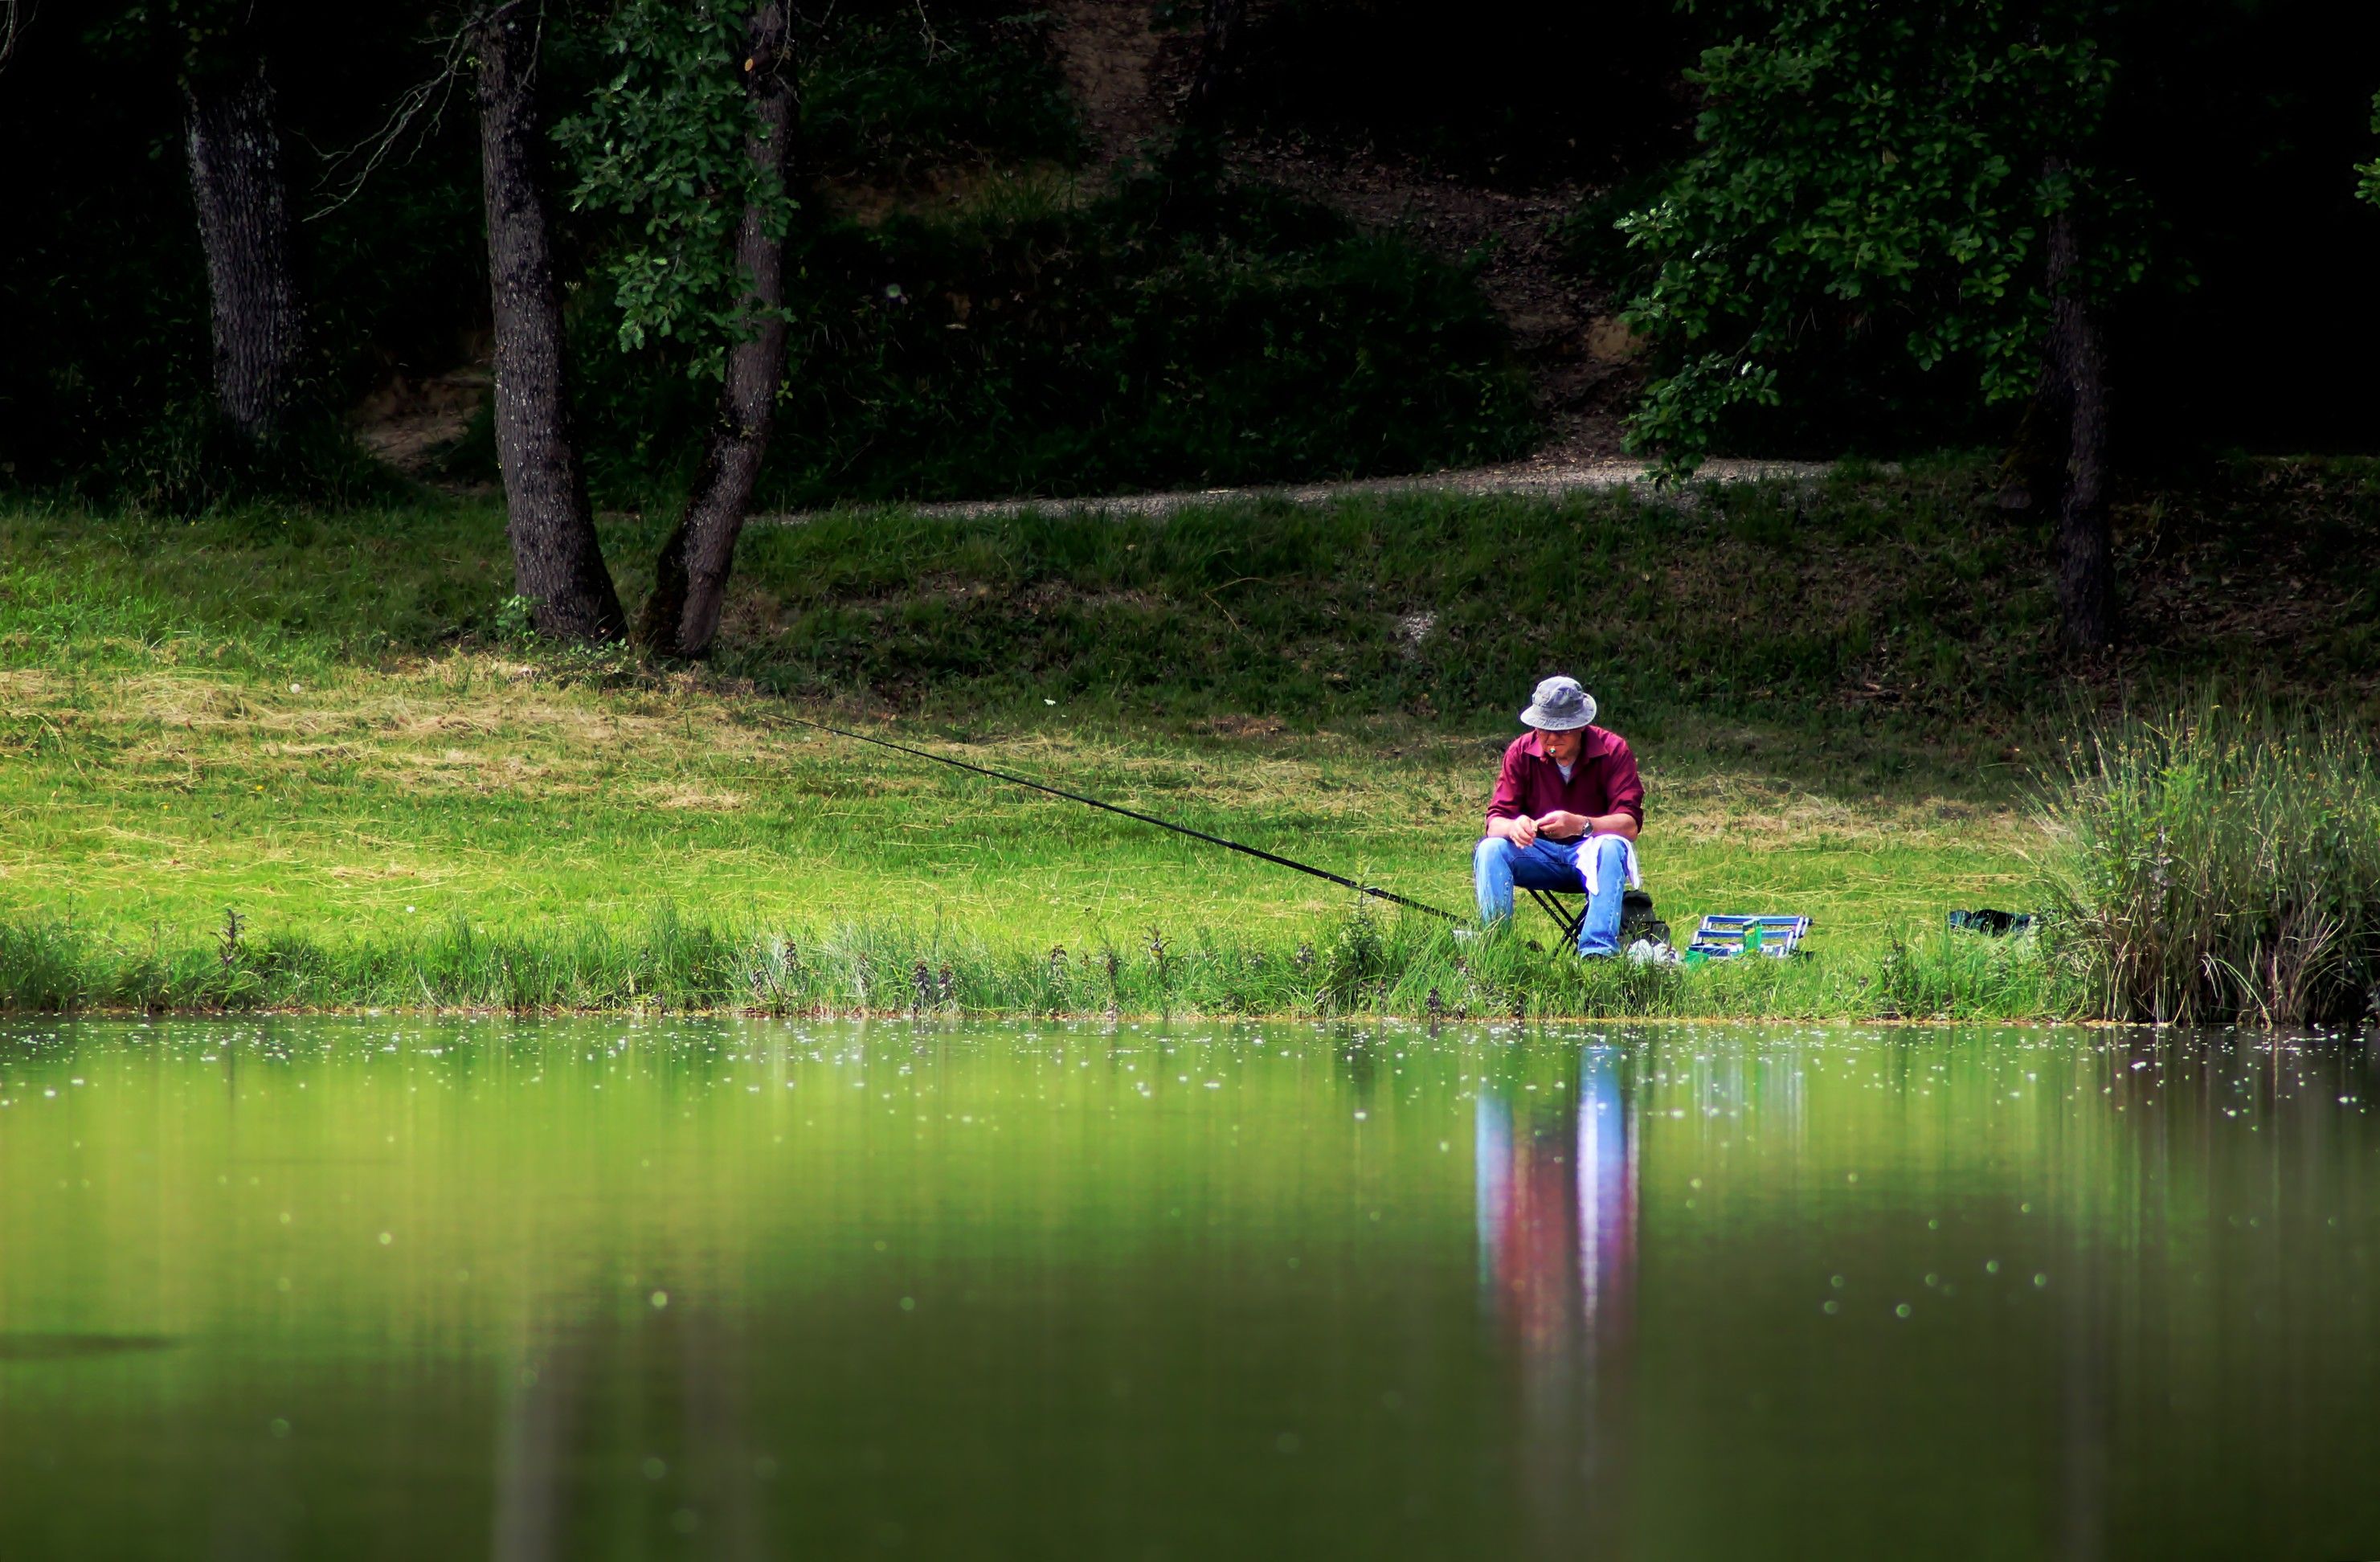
[1,1,34,72]
[307,1,534,219]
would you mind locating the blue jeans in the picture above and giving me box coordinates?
[1472,834,1632,956]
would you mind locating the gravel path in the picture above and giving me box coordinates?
[756,456,1834,525]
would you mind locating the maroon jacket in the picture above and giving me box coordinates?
[1484,727,1644,834]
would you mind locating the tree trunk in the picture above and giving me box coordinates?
[184,54,304,440]
[474,1,627,643]
[638,4,797,660]
[2044,186,2115,651]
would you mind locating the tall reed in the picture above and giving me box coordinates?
[2035,698,2380,1027]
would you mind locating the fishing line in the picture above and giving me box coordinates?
[763,711,1458,921]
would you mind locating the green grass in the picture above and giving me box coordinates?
[0,644,2029,1013]
[4,460,2374,1017]
[0,902,2063,1020]
[2036,697,2380,1026]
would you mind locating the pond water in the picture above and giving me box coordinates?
[2,1018,2377,1558]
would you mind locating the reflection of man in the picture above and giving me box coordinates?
[1475,1048,1637,1546]
[1471,676,1645,957]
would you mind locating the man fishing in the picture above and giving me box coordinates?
[1472,675,1645,957]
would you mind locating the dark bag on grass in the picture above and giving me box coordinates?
[1620,889,1670,947]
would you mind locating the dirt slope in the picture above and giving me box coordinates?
[1044,2,1646,461]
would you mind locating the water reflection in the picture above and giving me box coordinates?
[1476,1045,1636,1548]
[5,1020,2380,1558]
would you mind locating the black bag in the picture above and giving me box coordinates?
[1619,889,1670,947]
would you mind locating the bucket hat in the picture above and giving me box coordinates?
[1519,675,1597,731]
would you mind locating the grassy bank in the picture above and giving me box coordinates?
[2038,700,2380,1027]
[0,902,2061,1020]
[5,462,2374,1017]
[0,649,2027,1015]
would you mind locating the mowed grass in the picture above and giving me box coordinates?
[0,654,2027,954]
[10,461,2368,1013]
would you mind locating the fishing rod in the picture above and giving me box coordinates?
[763,711,1458,922]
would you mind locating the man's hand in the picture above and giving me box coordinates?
[1503,815,1540,849]
[1535,810,1589,841]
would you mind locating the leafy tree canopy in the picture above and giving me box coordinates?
[558,0,799,379]
[1617,0,2149,468]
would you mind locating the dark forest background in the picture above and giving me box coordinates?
[2,0,2376,515]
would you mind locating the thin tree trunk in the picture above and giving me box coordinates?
[638,4,796,659]
[184,54,304,440]
[474,0,627,643]
[2044,184,2115,650]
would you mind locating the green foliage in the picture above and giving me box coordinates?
[535,12,1524,497]
[559,0,797,377]
[85,400,416,517]
[799,7,1078,175]
[0,902,2055,1020]
[0,6,486,498]
[556,179,1536,503]
[2035,697,2380,1028]
[2360,91,2380,208]
[1617,0,2148,468]
[1877,927,2069,1020]
[88,0,253,75]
